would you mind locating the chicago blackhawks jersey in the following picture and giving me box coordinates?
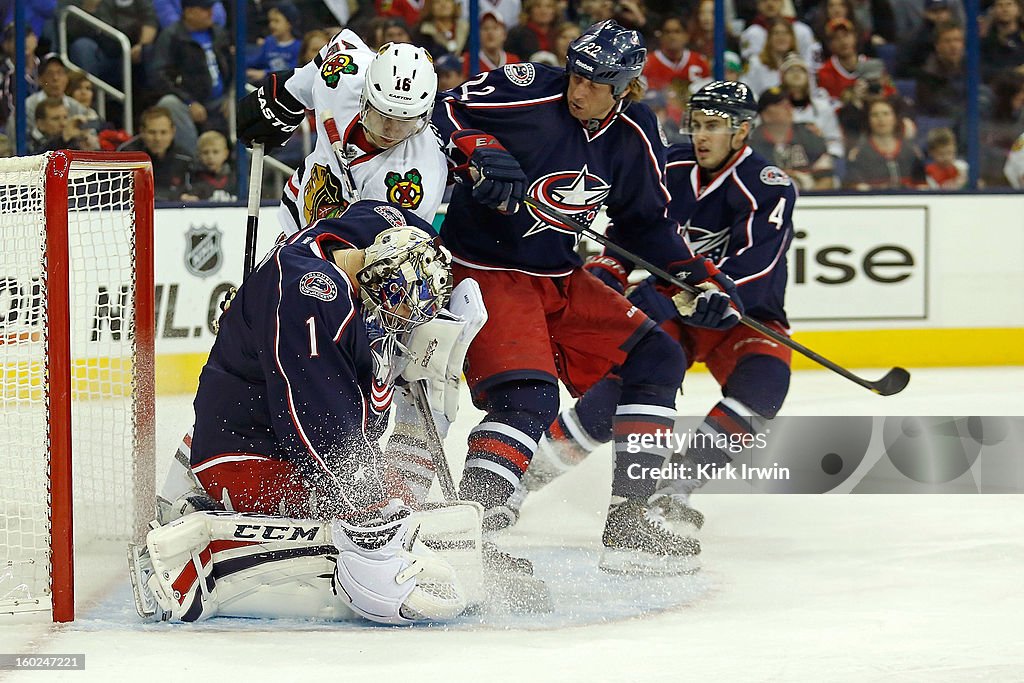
[278,30,448,234]
[433,63,696,276]
[665,144,796,325]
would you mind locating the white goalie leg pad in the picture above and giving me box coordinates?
[141,512,218,622]
[139,511,352,622]
[331,504,467,624]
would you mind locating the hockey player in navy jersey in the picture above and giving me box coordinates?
[517,81,797,536]
[128,200,488,626]
[431,21,745,575]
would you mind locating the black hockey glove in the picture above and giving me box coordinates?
[237,70,305,148]
[451,129,526,214]
[626,277,678,324]
[658,256,744,330]
[584,255,628,293]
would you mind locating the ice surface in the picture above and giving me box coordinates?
[2,367,1023,682]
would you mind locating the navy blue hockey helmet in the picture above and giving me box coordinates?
[566,20,647,98]
[684,80,758,131]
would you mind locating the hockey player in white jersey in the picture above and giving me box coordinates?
[236,32,448,233]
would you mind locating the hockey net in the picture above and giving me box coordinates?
[0,151,155,622]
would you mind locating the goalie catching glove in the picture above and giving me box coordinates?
[237,70,305,148]
[451,129,526,214]
[332,502,467,624]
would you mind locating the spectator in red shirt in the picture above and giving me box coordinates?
[816,18,867,104]
[643,15,710,93]
[463,11,520,75]
[923,127,968,189]
[377,0,424,31]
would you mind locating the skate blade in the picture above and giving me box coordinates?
[598,548,702,576]
[481,572,554,614]
[126,543,167,622]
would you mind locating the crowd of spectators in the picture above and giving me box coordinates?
[1,0,1022,198]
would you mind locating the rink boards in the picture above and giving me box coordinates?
[51,194,1024,394]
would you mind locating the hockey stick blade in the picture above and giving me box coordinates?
[868,366,911,396]
[522,197,911,396]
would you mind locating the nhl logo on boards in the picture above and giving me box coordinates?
[760,166,792,186]
[503,63,535,86]
[184,225,223,278]
[299,271,338,302]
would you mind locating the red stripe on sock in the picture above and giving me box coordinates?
[469,436,531,473]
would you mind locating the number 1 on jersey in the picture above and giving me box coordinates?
[305,316,319,357]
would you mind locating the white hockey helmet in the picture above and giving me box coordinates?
[357,225,452,334]
[359,42,437,147]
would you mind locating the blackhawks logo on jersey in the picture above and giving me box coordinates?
[523,165,611,238]
[303,164,347,224]
[384,169,424,210]
[320,52,358,88]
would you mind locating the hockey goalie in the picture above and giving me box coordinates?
[128,199,500,625]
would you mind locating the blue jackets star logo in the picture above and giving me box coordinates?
[523,166,611,238]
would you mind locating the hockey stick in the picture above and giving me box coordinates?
[408,381,460,501]
[243,142,265,280]
[522,197,911,396]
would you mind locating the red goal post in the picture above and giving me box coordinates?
[0,151,156,622]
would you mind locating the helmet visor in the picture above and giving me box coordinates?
[680,108,745,136]
[360,102,428,146]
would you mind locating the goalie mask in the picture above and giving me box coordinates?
[360,42,437,148]
[357,226,452,335]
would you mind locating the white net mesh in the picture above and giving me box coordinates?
[0,153,153,616]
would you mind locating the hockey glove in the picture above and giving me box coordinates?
[451,129,526,214]
[237,70,305,148]
[626,277,678,324]
[584,255,629,294]
[659,257,744,330]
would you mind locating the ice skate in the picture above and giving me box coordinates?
[599,498,701,575]
[480,541,553,613]
[649,491,705,535]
